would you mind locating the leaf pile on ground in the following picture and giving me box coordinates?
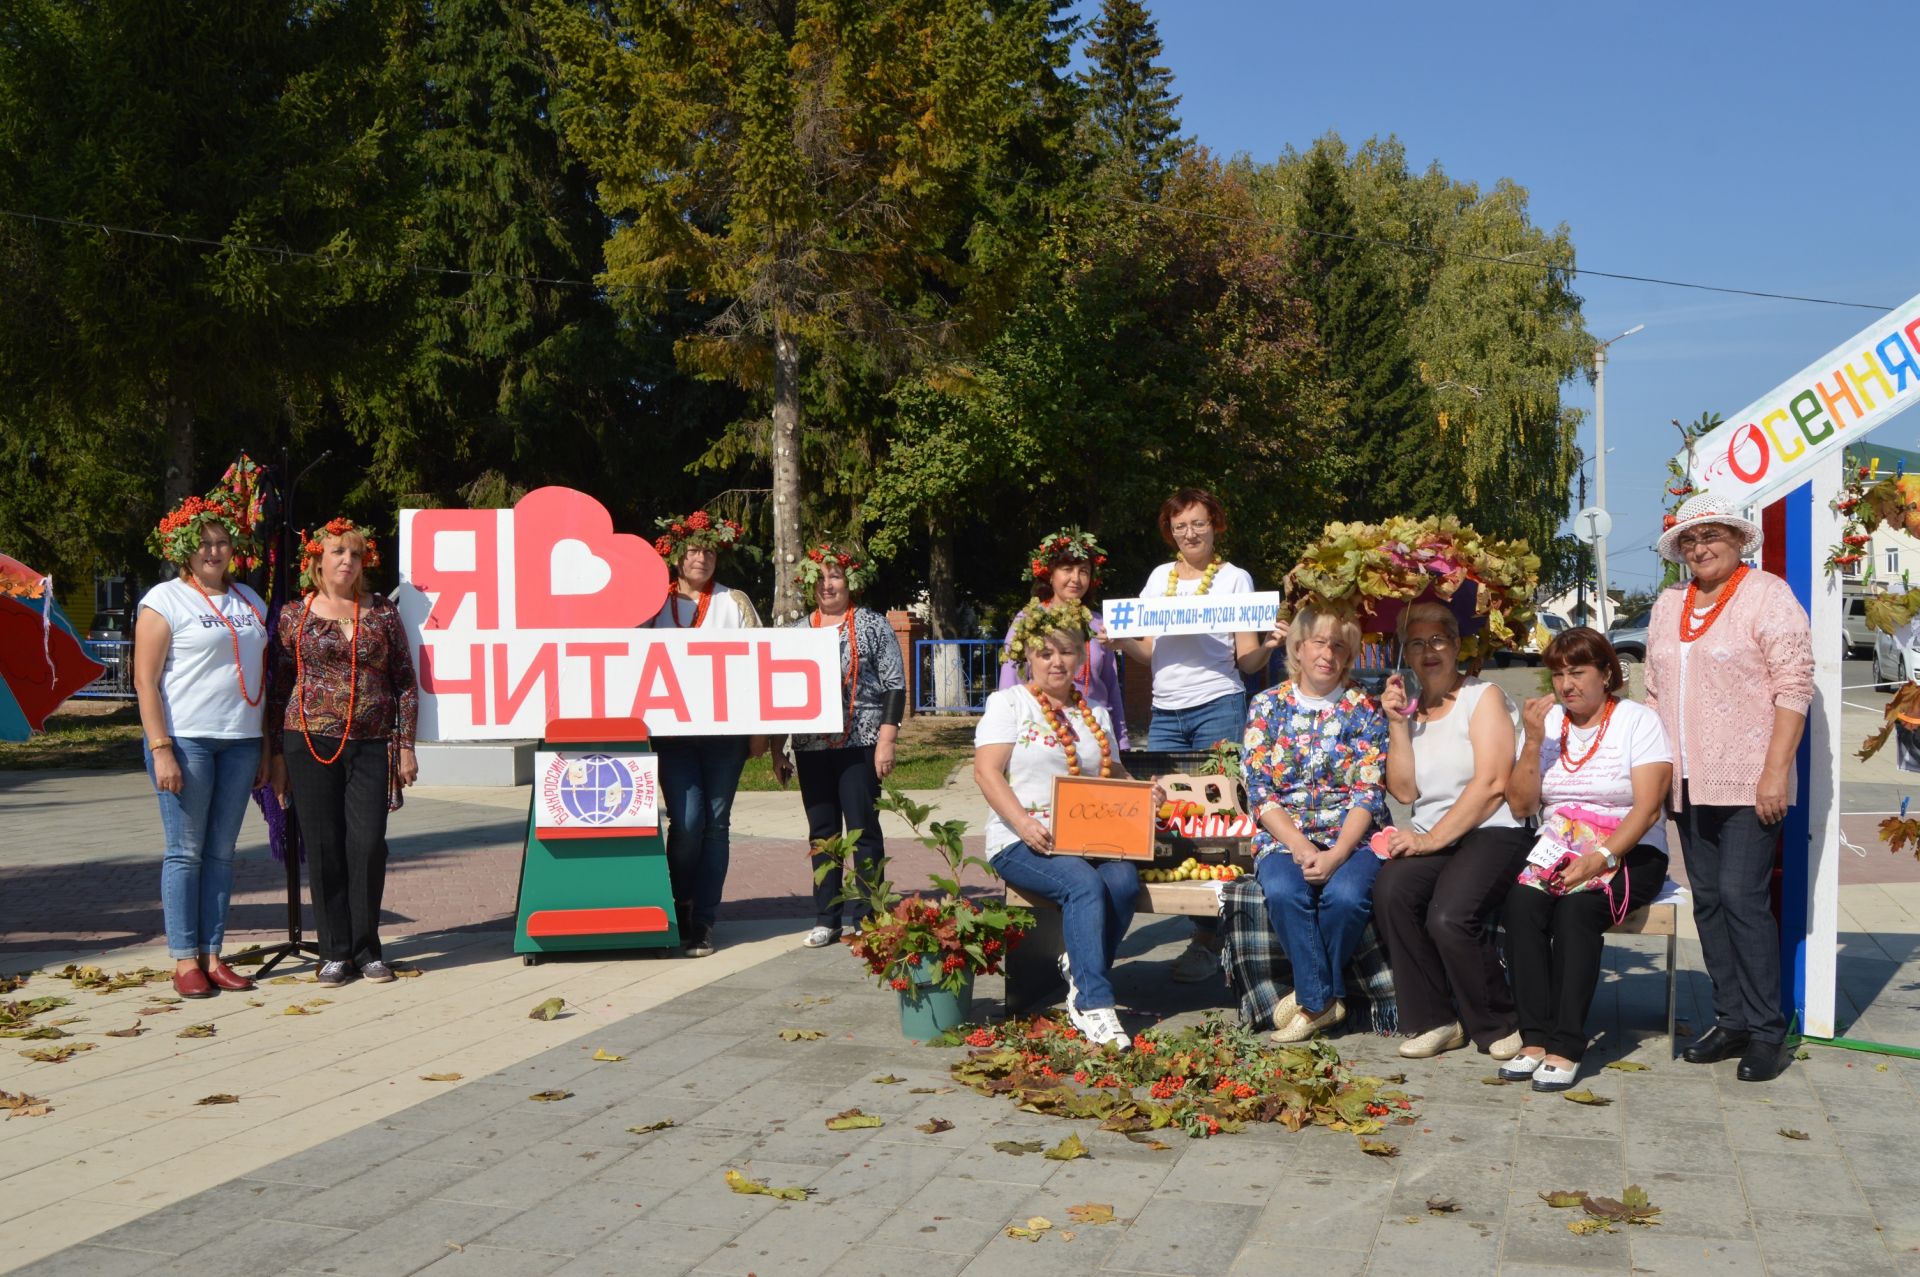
[49,964,171,994]
[0,996,73,1039]
[1540,1185,1661,1234]
[951,1014,1413,1140]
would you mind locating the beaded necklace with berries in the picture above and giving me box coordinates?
[1680,563,1747,642]
[668,582,715,629]
[1558,697,1618,774]
[295,592,360,765]
[1027,682,1113,777]
[1166,555,1223,597]
[185,574,266,706]
[813,606,859,747]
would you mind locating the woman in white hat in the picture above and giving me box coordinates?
[1645,494,1812,1083]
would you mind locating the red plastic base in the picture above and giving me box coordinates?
[524,906,671,937]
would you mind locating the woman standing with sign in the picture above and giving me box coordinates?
[995,528,1128,748]
[774,543,906,948]
[1374,602,1529,1059]
[267,520,419,988]
[1646,495,1811,1082]
[1111,488,1283,982]
[134,490,270,1000]
[1242,607,1390,1042]
[649,511,760,958]
[976,605,1155,1049]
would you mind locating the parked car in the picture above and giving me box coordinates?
[1872,618,1920,691]
[1608,609,1651,664]
[1494,609,1571,667]
[1844,594,1877,659]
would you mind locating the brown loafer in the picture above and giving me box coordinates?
[203,958,255,992]
[173,966,216,999]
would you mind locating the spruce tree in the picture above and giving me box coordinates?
[1079,0,1187,200]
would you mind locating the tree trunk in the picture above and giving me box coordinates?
[768,322,805,622]
[162,395,195,507]
[927,523,958,639]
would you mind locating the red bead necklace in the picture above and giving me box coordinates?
[1027,682,1114,777]
[813,607,859,747]
[1558,696,1617,774]
[295,593,360,765]
[669,581,715,628]
[185,575,266,706]
[1680,564,1747,642]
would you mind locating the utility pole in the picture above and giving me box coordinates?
[1575,462,1588,626]
[1592,323,1644,630]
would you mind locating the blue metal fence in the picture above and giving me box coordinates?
[74,639,136,699]
[913,639,1003,713]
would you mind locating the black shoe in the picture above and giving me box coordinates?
[1682,1025,1751,1064]
[315,960,355,988]
[683,924,715,958]
[1737,1040,1785,1082]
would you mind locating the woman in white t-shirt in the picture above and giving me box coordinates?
[1503,627,1672,1091]
[1110,487,1284,983]
[648,511,762,958]
[975,605,1159,1050]
[132,494,270,1001]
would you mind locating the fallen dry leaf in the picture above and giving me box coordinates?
[420,1073,463,1083]
[267,976,300,986]
[825,1107,884,1131]
[1044,1133,1089,1161]
[871,1074,906,1084]
[591,1049,626,1062]
[1356,1136,1400,1158]
[1603,1061,1650,1072]
[1005,1215,1053,1242]
[1778,1128,1811,1141]
[627,1119,676,1134]
[778,1028,826,1041]
[21,1043,95,1063]
[1480,1076,1510,1085]
[1561,1090,1612,1106]
[392,967,423,978]
[1539,1190,1585,1208]
[143,995,181,1006]
[245,999,265,1008]
[1,1089,51,1118]
[1066,1203,1115,1225]
[0,975,26,994]
[0,1026,68,1040]
[1060,1229,1076,1242]
[908,1086,954,1095]
[1425,1197,1461,1215]
[177,1024,216,1038]
[527,998,566,1021]
[787,995,834,1007]
[915,1118,955,1134]
[135,1005,178,1016]
[1124,1133,1172,1150]
[993,1139,1045,1156]
[1581,1184,1661,1226]
[528,1090,571,1102]
[723,1169,810,1201]
[195,1094,239,1106]
[102,1024,145,1038]
[282,1005,314,1017]
[1567,1216,1611,1235]
[304,999,333,1008]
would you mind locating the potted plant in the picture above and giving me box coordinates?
[812,784,1035,1042]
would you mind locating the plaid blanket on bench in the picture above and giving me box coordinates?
[1218,877,1399,1036]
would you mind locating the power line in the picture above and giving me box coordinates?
[1091,194,1897,313]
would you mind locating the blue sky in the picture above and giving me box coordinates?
[1128,0,1920,593]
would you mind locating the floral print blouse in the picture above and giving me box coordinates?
[1243,682,1389,854]
[266,594,419,756]
[786,607,907,752]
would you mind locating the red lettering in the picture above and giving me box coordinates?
[407,510,501,630]
[629,644,691,723]
[492,643,560,726]
[1727,422,1770,484]
[1908,315,1920,359]
[564,642,626,719]
[758,640,823,722]
[417,642,488,725]
[511,486,668,629]
[688,640,750,721]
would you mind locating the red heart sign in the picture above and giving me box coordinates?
[511,487,667,629]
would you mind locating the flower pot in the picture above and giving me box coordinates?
[897,963,974,1042]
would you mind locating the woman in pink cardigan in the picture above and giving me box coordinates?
[1645,494,1813,1083]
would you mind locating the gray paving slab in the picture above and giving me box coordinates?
[286,1199,505,1277]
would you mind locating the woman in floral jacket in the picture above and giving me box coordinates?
[1242,606,1390,1043]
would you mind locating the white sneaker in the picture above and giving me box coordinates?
[1487,1030,1524,1061]
[1498,1053,1545,1081]
[1398,1021,1468,1059]
[1270,1000,1345,1044]
[803,925,840,948]
[1169,939,1220,983]
[1531,1061,1579,1092]
[1072,1005,1131,1051]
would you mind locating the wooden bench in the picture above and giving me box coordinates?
[1005,879,1681,1051]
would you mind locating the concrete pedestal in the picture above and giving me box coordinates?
[414,739,536,787]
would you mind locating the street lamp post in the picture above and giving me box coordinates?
[1593,323,1644,629]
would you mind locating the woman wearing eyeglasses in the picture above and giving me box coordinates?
[1374,601,1529,1059]
[1646,494,1811,1083]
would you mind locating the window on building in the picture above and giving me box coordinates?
[1887,547,1901,575]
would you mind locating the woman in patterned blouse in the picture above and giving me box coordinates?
[1242,606,1390,1043]
[771,543,907,948]
[267,519,419,987]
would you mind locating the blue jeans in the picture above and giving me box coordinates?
[1147,690,1246,751]
[991,841,1138,1011]
[145,736,260,959]
[1256,844,1382,1012]
[656,736,750,929]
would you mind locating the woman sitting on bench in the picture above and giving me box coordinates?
[1503,627,1672,1091]
[975,603,1157,1051]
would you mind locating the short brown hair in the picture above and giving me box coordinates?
[1543,626,1624,693]
[1156,488,1227,547]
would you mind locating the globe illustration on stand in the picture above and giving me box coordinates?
[557,754,631,826]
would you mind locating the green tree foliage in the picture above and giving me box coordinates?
[1079,0,1186,200]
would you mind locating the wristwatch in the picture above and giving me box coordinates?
[1599,849,1619,870]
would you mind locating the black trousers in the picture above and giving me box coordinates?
[1506,845,1667,1060]
[797,745,884,929]
[1374,825,1530,1044]
[283,734,390,963]
[1678,785,1787,1043]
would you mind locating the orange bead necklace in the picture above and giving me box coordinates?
[813,607,859,747]
[185,575,266,706]
[669,581,715,628]
[1027,682,1114,777]
[295,593,360,765]
[1558,697,1617,774]
[1680,563,1747,642]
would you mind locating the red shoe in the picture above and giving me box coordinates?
[174,966,216,999]
[204,959,255,992]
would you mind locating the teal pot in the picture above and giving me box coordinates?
[897,962,974,1042]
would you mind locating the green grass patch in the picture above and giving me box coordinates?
[0,703,144,770]
[736,749,970,792]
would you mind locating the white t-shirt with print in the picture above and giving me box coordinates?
[974,686,1119,859]
[138,579,270,739]
[1536,699,1673,853]
[1140,560,1255,710]
[648,583,761,630]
